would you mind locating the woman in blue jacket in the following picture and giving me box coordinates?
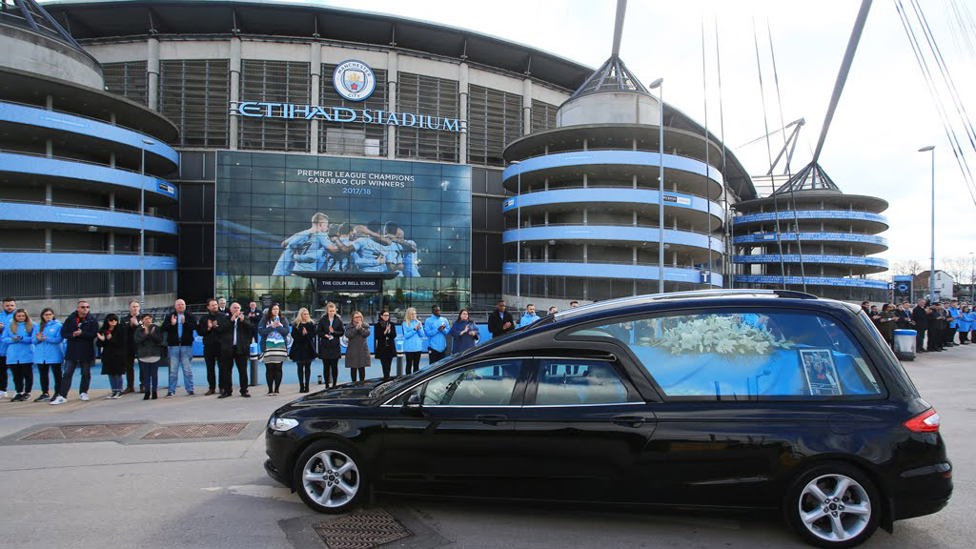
[401,307,424,375]
[959,305,975,344]
[32,308,63,402]
[2,309,37,402]
[448,309,479,354]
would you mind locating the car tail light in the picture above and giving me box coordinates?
[904,408,941,433]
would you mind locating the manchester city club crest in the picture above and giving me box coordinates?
[333,60,376,101]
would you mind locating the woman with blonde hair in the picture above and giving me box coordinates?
[401,307,424,374]
[290,307,317,393]
[2,309,36,401]
[345,310,371,384]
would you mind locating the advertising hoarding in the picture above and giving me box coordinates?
[215,151,471,310]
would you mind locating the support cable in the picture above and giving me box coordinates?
[896,0,976,207]
[753,18,787,289]
[767,21,807,293]
[811,0,873,165]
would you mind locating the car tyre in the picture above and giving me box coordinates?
[785,462,881,548]
[293,440,366,514]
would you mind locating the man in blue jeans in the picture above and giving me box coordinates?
[50,300,98,405]
[163,298,198,397]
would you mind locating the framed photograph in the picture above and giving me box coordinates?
[799,349,842,396]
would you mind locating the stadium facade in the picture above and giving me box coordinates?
[0,0,179,312]
[4,0,887,313]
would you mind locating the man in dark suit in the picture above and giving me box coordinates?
[217,302,253,398]
[197,298,228,395]
[217,297,229,317]
[895,302,914,329]
[912,299,929,353]
[120,299,142,394]
[927,303,945,352]
[487,300,514,339]
[245,301,262,343]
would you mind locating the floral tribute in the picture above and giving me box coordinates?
[654,315,790,355]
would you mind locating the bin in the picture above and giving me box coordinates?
[249,342,260,386]
[893,329,916,361]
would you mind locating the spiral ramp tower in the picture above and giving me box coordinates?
[0,0,180,311]
[500,55,755,307]
[732,162,889,301]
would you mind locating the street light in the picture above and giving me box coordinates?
[509,160,522,307]
[648,77,665,293]
[140,138,155,307]
[966,250,976,302]
[919,145,935,302]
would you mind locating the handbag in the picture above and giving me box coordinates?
[261,340,288,363]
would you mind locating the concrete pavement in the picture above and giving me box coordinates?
[0,346,972,548]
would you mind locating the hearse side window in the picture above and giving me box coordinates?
[534,360,634,405]
[422,360,523,406]
[566,311,882,400]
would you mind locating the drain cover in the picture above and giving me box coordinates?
[314,509,412,549]
[21,423,145,441]
[141,422,249,440]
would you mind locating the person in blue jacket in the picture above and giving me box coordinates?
[958,305,974,344]
[517,304,541,328]
[2,308,37,402]
[423,305,450,364]
[945,300,961,346]
[0,297,16,399]
[51,300,99,405]
[401,307,424,375]
[448,309,479,354]
[32,308,63,402]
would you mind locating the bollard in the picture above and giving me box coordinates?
[396,354,404,376]
[249,358,260,386]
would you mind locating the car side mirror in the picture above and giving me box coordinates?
[403,391,423,416]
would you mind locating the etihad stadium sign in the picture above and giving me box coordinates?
[231,101,465,133]
[233,58,463,133]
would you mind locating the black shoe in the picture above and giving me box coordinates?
[11,394,23,402]
[218,393,231,399]
[34,393,50,402]
[241,392,251,398]
[151,391,158,399]
[143,392,150,400]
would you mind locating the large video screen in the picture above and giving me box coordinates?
[215,151,471,310]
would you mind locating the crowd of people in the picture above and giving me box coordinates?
[864,298,976,353]
[4,292,966,403]
[0,296,569,404]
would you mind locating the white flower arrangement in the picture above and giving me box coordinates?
[655,315,790,355]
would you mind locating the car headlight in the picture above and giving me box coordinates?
[268,416,299,432]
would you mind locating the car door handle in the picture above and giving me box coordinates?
[475,414,508,426]
[611,415,651,428]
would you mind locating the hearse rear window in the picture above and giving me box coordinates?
[567,311,882,400]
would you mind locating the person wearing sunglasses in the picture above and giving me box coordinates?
[50,300,98,405]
